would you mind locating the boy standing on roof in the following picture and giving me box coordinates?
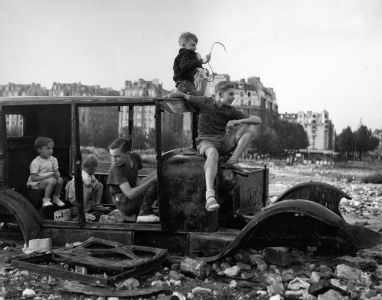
[173,32,211,96]
[166,81,262,212]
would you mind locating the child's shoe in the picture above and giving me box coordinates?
[205,190,220,212]
[52,195,65,207]
[42,198,53,207]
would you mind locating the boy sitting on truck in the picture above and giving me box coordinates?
[166,81,262,212]
[66,154,104,212]
[27,137,65,207]
[107,139,159,223]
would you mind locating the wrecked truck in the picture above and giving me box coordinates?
[0,96,380,261]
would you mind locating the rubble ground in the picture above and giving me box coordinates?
[1,162,382,300]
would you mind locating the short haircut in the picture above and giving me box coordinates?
[179,32,198,47]
[82,154,100,170]
[34,137,54,150]
[215,81,235,95]
[109,138,131,153]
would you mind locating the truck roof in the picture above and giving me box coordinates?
[0,96,196,113]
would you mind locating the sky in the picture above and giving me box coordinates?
[0,0,381,132]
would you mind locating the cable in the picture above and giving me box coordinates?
[199,42,226,82]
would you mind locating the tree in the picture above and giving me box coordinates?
[354,125,380,160]
[252,128,277,154]
[335,126,354,157]
[80,122,118,149]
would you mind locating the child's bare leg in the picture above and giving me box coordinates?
[53,177,63,197]
[204,148,220,212]
[38,178,57,198]
[226,125,256,174]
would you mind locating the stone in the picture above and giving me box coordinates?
[265,273,283,285]
[360,272,372,287]
[338,256,378,272]
[234,253,243,262]
[191,287,211,294]
[211,262,221,273]
[224,266,241,277]
[282,269,295,282]
[107,298,119,300]
[310,272,321,284]
[229,280,237,288]
[220,262,231,271]
[241,271,257,280]
[335,264,361,281]
[151,280,164,287]
[264,247,292,267]
[308,264,316,272]
[171,263,180,271]
[236,262,251,270]
[250,255,267,271]
[169,271,182,281]
[287,278,310,290]
[47,276,57,286]
[284,290,305,299]
[24,238,52,253]
[360,289,378,299]
[317,289,344,300]
[269,294,282,300]
[119,278,139,289]
[22,289,36,299]
[154,272,164,280]
[267,283,284,296]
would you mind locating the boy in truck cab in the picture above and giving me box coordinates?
[166,81,262,212]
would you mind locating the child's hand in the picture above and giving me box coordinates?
[54,172,60,179]
[226,120,240,129]
[203,54,211,64]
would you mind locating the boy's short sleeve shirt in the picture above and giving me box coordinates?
[189,96,250,136]
[107,152,143,196]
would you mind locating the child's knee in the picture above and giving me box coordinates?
[205,148,219,162]
[46,177,57,185]
[57,177,63,185]
[245,124,257,134]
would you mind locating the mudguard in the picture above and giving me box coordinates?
[0,189,42,243]
[275,181,352,218]
[201,200,382,262]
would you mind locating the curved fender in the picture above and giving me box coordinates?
[201,200,381,262]
[0,189,42,243]
[275,181,352,219]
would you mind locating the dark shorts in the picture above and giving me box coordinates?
[196,125,242,156]
[176,80,202,96]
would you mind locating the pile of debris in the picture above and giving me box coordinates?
[3,237,382,300]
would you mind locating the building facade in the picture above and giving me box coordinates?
[119,79,183,136]
[280,110,335,151]
[50,82,120,130]
[0,82,48,97]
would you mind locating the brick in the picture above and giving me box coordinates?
[54,209,71,221]
[264,247,292,267]
[28,238,52,252]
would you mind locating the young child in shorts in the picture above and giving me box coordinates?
[173,32,211,96]
[27,137,65,207]
[66,154,104,212]
[166,81,262,212]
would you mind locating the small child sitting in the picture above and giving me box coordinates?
[27,137,65,207]
[66,154,104,212]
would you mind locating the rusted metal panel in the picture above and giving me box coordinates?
[159,99,197,114]
[275,181,352,218]
[234,168,267,215]
[0,105,9,185]
[53,237,167,271]
[0,191,42,243]
[200,200,382,263]
[42,227,133,246]
[134,230,189,256]
[161,150,219,232]
[188,231,237,257]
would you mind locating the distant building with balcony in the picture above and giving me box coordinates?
[50,82,120,136]
[280,110,335,151]
[0,82,48,96]
[119,79,183,136]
